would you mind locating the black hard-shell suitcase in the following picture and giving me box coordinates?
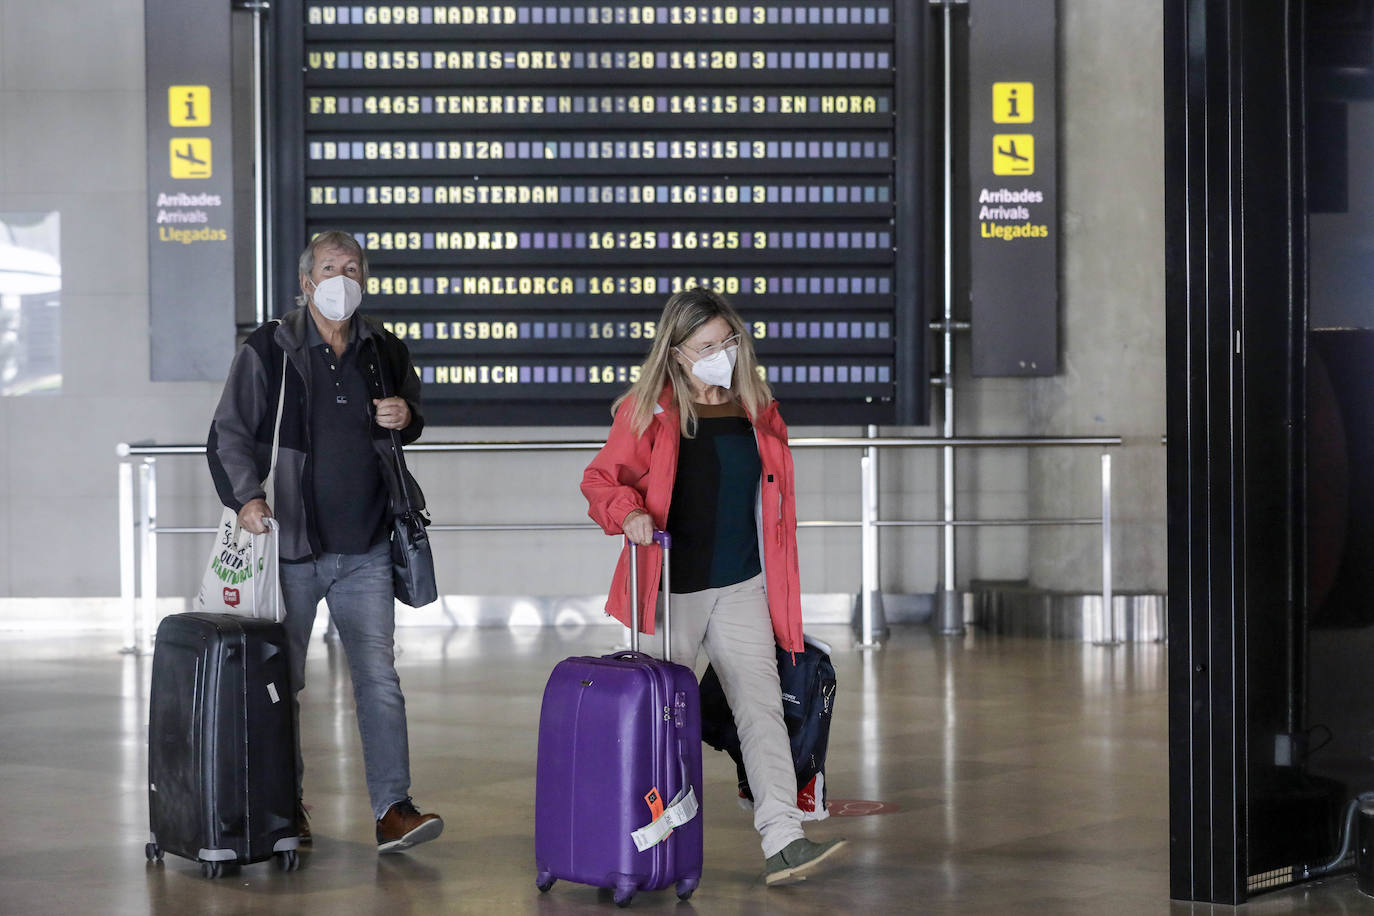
[145,612,300,876]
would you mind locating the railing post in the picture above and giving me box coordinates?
[857,425,886,648]
[138,459,158,655]
[934,0,964,637]
[118,460,137,654]
[1096,452,1118,647]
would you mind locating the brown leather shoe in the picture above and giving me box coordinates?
[376,798,443,854]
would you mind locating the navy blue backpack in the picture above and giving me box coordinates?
[699,635,836,819]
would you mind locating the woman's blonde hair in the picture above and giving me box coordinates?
[613,287,773,437]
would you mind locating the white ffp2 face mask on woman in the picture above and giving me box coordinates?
[690,345,739,389]
[310,275,363,321]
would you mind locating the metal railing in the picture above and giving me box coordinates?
[116,435,1122,654]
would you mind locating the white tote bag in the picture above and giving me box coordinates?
[195,516,281,620]
[195,349,286,621]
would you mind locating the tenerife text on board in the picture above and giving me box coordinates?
[307,93,884,116]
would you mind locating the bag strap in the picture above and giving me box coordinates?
[264,324,287,508]
[249,517,282,623]
[371,338,418,513]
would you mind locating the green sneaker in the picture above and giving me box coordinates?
[764,837,849,886]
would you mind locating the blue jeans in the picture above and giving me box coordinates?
[280,541,410,821]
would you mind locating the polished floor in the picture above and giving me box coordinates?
[1,622,1369,914]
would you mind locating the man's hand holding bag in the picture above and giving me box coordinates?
[195,515,282,621]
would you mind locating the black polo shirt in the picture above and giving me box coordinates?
[305,319,389,555]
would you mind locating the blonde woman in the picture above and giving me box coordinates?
[581,287,847,886]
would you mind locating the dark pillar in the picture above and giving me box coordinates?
[1166,0,1307,903]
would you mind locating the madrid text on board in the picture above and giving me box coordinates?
[307,6,866,28]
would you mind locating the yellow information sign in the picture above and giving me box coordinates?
[992,82,1033,123]
[168,85,211,126]
[170,138,212,178]
[992,134,1034,175]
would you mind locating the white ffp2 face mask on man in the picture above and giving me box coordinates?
[310,275,363,321]
[689,345,739,389]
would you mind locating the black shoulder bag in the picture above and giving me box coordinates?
[373,342,438,607]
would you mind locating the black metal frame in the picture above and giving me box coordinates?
[271,0,307,319]
[1166,0,1309,903]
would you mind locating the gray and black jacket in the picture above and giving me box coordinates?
[207,306,425,561]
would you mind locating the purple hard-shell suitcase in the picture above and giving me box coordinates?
[535,532,705,906]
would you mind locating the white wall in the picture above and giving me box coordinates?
[0,0,1164,614]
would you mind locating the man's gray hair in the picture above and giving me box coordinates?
[295,230,369,306]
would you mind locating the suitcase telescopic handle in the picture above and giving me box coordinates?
[627,530,672,660]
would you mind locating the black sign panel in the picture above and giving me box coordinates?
[145,0,238,380]
[273,1,925,425]
[967,0,1058,376]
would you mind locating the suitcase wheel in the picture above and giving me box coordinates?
[144,842,163,863]
[535,871,555,893]
[676,880,696,901]
[612,879,637,908]
[199,860,224,879]
[276,850,299,872]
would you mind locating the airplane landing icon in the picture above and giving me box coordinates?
[170,138,212,178]
[992,133,1034,175]
[997,139,1029,162]
[174,143,208,166]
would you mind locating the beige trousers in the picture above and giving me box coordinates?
[660,573,805,857]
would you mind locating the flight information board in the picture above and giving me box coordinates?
[273,2,925,425]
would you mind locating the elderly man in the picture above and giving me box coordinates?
[207,230,442,854]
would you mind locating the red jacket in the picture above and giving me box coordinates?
[581,387,805,654]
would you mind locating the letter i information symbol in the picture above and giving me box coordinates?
[992,82,1033,123]
[169,85,211,126]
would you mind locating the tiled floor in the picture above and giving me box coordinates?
[0,622,1365,914]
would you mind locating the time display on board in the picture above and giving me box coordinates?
[276,1,924,424]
